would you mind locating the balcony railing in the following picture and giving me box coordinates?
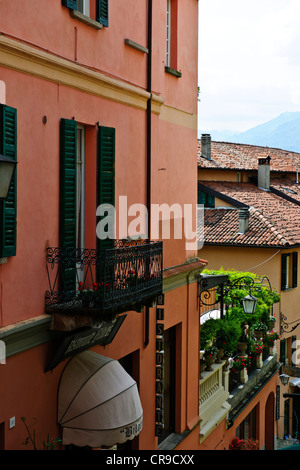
[45,240,163,316]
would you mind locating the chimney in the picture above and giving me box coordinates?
[238,208,249,234]
[258,156,271,191]
[201,134,211,160]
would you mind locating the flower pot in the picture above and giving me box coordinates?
[238,341,248,357]
[216,348,224,364]
[200,362,206,379]
[253,330,264,341]
[269,317,276,330]
[205,355,215,371]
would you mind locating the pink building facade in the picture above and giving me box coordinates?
[0,0,204,451]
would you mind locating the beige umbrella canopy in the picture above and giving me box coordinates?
[57,350,143,448]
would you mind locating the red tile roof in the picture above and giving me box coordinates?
[198,140,300,172]
[202,207,293,247]
[163,258,208,278]
[199,181,300,246]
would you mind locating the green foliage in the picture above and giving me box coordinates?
[200,268,280,353]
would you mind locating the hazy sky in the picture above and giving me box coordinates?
[198,0,300,133]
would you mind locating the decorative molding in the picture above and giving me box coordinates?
[0,315,57,358]
[0,35,163,114]
[0,35,196,128]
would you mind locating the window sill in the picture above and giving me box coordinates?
[124,39,148,54]
[165,66,182,78]
[70,10,103,29]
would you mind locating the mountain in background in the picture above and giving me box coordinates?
[199,112,300,153]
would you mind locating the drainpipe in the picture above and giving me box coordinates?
[144,0,152,347]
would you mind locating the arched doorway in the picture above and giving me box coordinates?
[265,392,275,450]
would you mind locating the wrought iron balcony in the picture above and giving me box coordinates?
[45,240,163,317]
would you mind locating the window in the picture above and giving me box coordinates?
[60,119,115,289]
[159,326,176,443]
[165,0,181,77]
[166,0,171,67]
[198,190,215,208]
[281,252,298,290]
[280,338,287,365]
[77,0,90,17]
[236,406,257,441]
[76,125,85,252]
[62,0,109,26]
[0,104,17,258]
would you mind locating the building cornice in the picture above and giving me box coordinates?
[0,35,197,129]
[0,35,163,113]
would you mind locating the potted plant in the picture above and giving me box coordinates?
[230,355,250,373]
[251,321,268,341]
[264,330,280,348]
[204,344,218,371]
[214,318,242,363]
[238,330,249,357]
[269,315,276,330]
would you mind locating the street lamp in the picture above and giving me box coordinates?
[279,374,290,386]
[0,154,17,199]
[241,294,258,315]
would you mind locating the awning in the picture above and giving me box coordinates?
[57,350,143,448]
[290,377,300,389]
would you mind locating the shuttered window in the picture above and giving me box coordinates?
[280,339,286,365]
[292,252,298,288]
[62,0,77,10]
[96,0,109,27]
[60,118,77,292]
[0,104,17,258]
[198,190,215,208]
[97,126,115,253]
[281,252,298,290]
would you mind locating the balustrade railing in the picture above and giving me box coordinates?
[45,240,163,315]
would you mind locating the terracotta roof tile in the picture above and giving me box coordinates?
[201,207,293,247]
[198,140,300,172]
[163,259,208,278]
[199,181,300,245]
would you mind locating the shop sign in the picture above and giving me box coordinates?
[155,305,164,437]
[45,315,127,371]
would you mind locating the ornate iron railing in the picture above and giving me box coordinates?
[45,240,163,316]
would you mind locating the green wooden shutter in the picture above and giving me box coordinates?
[96,0,109,27]
[0,105,17,258]
[281,254,288,291]
[62,0,77,10]
[292,335,297,366]
[207,193,215,208]
[280,339,286,365]
[197,190,206,205]
[292,252,298,288]
[97,126,115,252]
[60,118,77,293]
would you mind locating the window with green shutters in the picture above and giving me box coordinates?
[198,190,215,208]
[96,0,109,27]
[62,0,109,27]
[97,126,115,253]
[62,0,77,10]
[60,118,77,293]
[0,104,17,258]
